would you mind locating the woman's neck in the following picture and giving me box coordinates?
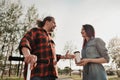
[85,37,90,42]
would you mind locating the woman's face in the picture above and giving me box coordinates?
[81,27,87,38]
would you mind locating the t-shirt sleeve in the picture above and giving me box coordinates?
[95,38,110,62]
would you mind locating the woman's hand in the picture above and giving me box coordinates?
[76,58,90,66]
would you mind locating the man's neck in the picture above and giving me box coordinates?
[43,26,48,32]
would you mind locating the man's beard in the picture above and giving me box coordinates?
[49,27,54,32]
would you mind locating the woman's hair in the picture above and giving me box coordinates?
[36,16,54,28]
[82,24,95,48]
[83,24,95,38]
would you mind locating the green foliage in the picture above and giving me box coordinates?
[108,37,120,68]
[0,0,39,78]
[108,37,120,77]
[23,4,39,32]
[58,66,72,75]
[63,66,71,74]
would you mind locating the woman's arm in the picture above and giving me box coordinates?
[77,57,107,66]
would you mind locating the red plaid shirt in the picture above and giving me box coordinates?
[19,27,61,79]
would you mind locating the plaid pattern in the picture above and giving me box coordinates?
[19,27,61,79]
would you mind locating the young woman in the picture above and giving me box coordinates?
[76,24,109,80]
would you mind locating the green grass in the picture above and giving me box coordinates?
[0,75,120,80]
[108,75,120,80]
[0,77,23,80]
[58,74,81,80]
[70,75,82,80]
[59,74,120,80]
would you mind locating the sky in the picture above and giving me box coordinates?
[16,0,120,69]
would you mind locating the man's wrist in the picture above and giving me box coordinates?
[23,53,30,58]
[61,55,66,59]
[64,55,66,59]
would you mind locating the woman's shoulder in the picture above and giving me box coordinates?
[94,37,104,42]
[94,37,105,45]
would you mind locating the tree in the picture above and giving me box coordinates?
[17,4,38,78]
[108,37,120,77]
[0,0,38,78]
[0,0,23,78]
[58,67,63,75]
[63,66,71,75]
[62,41,77,76]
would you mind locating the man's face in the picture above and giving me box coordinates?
[48,19,56,32]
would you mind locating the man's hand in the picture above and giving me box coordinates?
[65,50,75,59]
[24,55,37,70]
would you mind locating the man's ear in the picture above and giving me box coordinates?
[45,21,49,25]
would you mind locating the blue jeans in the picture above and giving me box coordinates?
[31,76,57,80]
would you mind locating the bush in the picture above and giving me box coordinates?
[116,70,120,77]
[106,70,115,75]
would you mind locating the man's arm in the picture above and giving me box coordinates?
[22,47,37,70]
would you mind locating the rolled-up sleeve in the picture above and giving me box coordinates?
[19,31,33,55]
[56,54,61,62]
[95,38,110,62]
